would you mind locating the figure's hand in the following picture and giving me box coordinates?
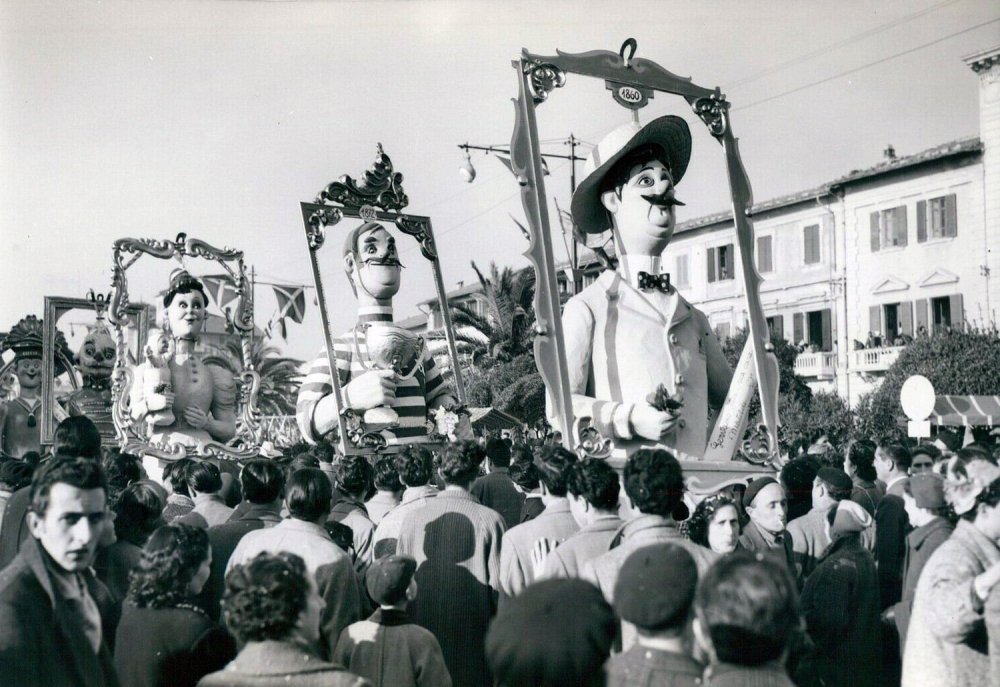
[146,392,175,412]
[343,369,397,410]
[630,404,680,441]
[184,405,210,429]
[530,538,555,578]
[454,414,474,441]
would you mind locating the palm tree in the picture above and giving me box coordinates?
[446,261,535,368]
[220,338,304,416]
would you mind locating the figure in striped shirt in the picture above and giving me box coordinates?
[296,222,460,448]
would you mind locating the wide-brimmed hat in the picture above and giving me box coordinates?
[570,115,692,238]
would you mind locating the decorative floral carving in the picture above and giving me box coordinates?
[574,417,612,460]
[318,143,409,213]
[522,60,566,104]
[394,216,437,260]
[692,91,729,138]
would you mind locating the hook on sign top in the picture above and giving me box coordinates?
[606,38,654,112]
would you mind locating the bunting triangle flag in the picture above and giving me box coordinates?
[202,275,240,313]
[272,284,307,324]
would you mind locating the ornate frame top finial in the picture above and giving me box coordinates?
[317,143,409,213]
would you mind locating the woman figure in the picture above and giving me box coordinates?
[115,524,235,687]
[684,494,741,554]
[199,552,367,687]
[130,269,237,450]
[95,482,164,602]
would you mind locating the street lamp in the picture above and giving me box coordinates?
[457,134,586,291]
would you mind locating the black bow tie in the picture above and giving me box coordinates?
[637,271,671,292]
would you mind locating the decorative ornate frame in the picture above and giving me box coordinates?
[300,144,467,456]
[510,39,780,466]
[107,232,262,461]
[41,294,149,447]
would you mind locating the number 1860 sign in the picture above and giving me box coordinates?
[607,82,652,110]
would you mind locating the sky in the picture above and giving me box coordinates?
[1,0,998,363]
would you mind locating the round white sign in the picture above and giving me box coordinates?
[900,375,936,420]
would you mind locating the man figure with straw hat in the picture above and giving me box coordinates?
[561,116,732,463]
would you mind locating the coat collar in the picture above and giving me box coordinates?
[610,514,682,549]
[369,607,411,626]
[401,485,438,504]
[236,503,282,524]
[225,641,342,676]
[953,519,1000,565]
[907,517,952,549]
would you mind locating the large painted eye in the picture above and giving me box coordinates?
[637,174,654,187]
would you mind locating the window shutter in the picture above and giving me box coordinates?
[915,299,928,334]
[870,212,880,252]
[707,247,716,283]
[793,313,804,344]
[773,314,784,341]
[869,306,882,338]
[900,301,913,336]
[949,293,964,329]
[896,206,908,247]
[917,200,927,243]
[944,194,957,237]
[725,243,735,279]
[821,308,833,351]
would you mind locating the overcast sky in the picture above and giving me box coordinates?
[2,0,998,362]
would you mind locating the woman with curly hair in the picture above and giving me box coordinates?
[199,552,367,687]
[684,493,741,554]
[114,524,235,687]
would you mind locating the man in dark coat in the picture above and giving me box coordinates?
[471,438,524,529]
[0,455,120,687]
[874,443,912,609]
[199,459,284,620]
[739,477,795,575]
[800,501,881,687]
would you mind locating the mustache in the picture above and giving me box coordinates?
[363,257,404,268]
[641,190,686,207]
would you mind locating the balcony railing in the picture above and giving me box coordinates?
[794,352,838,379]
[851,345,905,373]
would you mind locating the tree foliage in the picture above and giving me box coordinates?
[854,329,1000,440]
[217,338,304,416]
[462,354,545,425]
[721,328,812,422]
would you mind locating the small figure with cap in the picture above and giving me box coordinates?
[738,476,795,574]
[296,222,463,448]
[561,116,732,463]
[605,544,704,687]
[885,473,953,650]
[333,554,452,687]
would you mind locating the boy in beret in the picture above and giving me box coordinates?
[333,554,451,687]
[606,545,703,687]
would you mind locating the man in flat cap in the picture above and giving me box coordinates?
[561,116,732,463]
[739,476,795,574]
[786,467,853,582]
[297,222,461,448]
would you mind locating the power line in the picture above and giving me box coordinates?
[723,0,965,90]
[734,17,1000,111]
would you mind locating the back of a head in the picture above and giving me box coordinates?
[0,460,34,492]
[534,445,578,497]
[486,578,615,687]
[223,551,309,643]
[337,454,374,498]
[816,467,853,502]
[509,459,541,491]
[186,460,223,495]
[241,459,285,505]
[438,441,484,486]
[566,458,620,511]
[52,416,102,459]
[115,482,164,543]
[486,438,512,468]
[395,445,434,487]
[286,468,332,521]
[695,551,798,666]
[311,441,335,465]
[164,458,194,497]
[373,456,402,492]
[102,451,142,490]
[880,443,913,473]
[624,449,684,517]
[30,455,107,516]
[846,439,877,481]
[781,456,820,500]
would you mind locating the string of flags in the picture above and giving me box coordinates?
[201,274,310,342]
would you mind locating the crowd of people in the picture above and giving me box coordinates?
[1,415,1000,686]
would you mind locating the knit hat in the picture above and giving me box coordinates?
[365,555,417,606]
[909,473,946,509]
[486,579,615,687]
[742,476,779,509]
[829,500,872,539]
[614,544,697,630]
[945,457,1000,515]
[816,467,852,492]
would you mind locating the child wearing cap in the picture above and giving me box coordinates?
[333,554,451,687]
[606,544,703,687]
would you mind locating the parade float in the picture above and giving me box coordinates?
[296,144,470,456]
[106,233,263,479]
[509,39,781,489]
